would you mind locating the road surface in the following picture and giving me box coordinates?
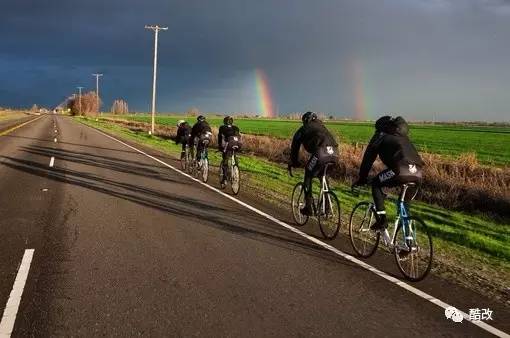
[0,115,508,337]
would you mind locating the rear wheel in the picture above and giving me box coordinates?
[180,147,187,170]
[201,157,209,183]
[317,192,341,240]
[349,202,380,257]
[231,164,240,195]
[291,183,308,226]
[394,217,433,281]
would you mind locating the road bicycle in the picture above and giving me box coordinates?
[289,163,341,240]
[349,182,433,281]
[219,141,240,195]
[191,132,212,183]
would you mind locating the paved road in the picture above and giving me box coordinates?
[0,115,508,337]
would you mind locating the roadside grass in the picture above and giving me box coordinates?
[77,116,510,304]
[107,114,510,166]
[0,110,26,122]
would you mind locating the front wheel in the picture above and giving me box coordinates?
[349,202,380,258]
[180,148,188,171]
[291,183,309,226]
[394,217,433,281]
[317,192,341,240]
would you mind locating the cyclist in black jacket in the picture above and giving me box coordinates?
[290,112,339,216]
[353,116,424,229]
[190,115,212,161]
[218,116,241,184]
[175,120,191,158]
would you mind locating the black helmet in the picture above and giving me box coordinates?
[223,116,233,126]
[197,115,206,122]
[302,111,318,125]
[375,115,392,132]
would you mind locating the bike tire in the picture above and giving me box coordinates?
[201,157,209,183]
[291,183,309,226]
[349,201,380,258]
[231,164,240,195]
[318,191,341,240]
[394,216,433,282]
[180,148,187,171]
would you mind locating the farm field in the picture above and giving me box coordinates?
[109,114,510,166]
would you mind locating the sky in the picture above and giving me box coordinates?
[0,0,509,121]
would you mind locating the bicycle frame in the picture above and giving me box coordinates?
[379,184,414,251]
[316,164,332,216]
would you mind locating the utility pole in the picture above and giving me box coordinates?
[77,86,83,115]
[145,24,168,135]
[92,73,103,115]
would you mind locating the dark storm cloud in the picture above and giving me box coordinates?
[0,0,509,120]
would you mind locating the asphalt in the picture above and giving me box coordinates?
[0,114,508,337]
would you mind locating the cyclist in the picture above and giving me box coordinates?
[353,116,424,230]
[218,116,241,184]
[190,115,212,162]
[289,112,339,216]
[175,120,191,158]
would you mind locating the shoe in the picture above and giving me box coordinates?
[370,215,388,230]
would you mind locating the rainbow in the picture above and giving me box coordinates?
[255,69,276,118]
[352,60,369,120]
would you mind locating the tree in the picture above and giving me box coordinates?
[67,91,101,116]
[111,99,129,114]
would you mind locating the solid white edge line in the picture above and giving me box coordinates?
[0,249,35,337]
[86,124,508,338]
[49,156,55,168]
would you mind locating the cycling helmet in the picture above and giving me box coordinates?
[176,119,185,127]
[375,115,392,132]
[223,116,233,126]
[197,115,206,122]
[302,111,318,125]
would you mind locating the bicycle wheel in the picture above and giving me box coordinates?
[394,217,433,281]
[349,202,380,258]
[180,148,187,171]
[201,157,209,183]
[317,192,341,240]
[291,183,309,226]
[231,164,240,195]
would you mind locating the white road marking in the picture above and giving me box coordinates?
[49,157,55,168]
[88,125,508,338]
[54,138,57,143]
[0,249,35,337]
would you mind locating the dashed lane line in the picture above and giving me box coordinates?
[0,249,35,337]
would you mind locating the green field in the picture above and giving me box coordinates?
[109,114,510,166]
[77,116,510,299]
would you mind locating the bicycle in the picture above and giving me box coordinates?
[191,132,212,183]
[289,163,341,240]
[219,140,240,195]
[349,182,433,281]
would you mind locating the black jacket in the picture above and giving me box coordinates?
[290,120,338,166]
[218,125,240,146]
[191,121,212,140]
[175,123,191,144]
[359,131,424,181]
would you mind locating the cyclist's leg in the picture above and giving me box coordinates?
[371,169,398,229]
[301,154,320,215]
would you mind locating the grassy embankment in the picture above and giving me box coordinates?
[114,114,510,166]
[0,109,27,122]
[77,116,509,304]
